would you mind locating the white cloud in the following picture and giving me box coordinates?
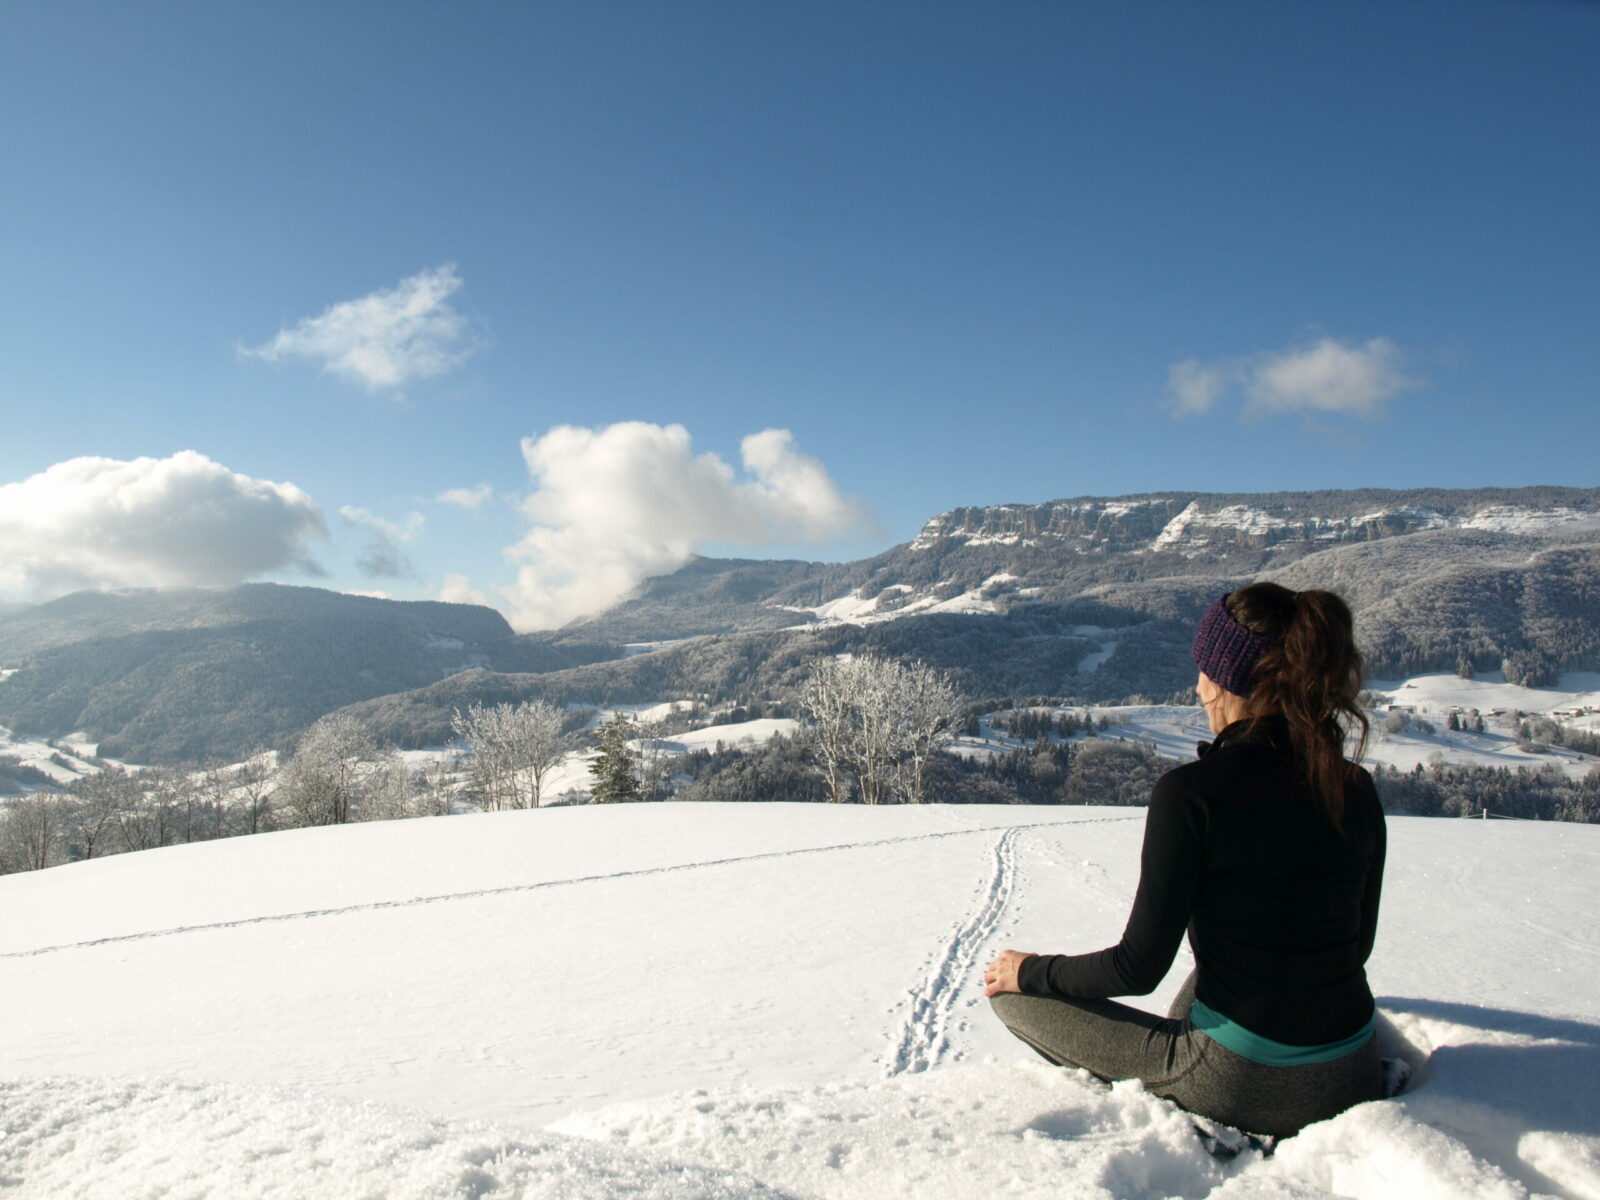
[437,484,493,509]
[0,451,325,603]
[500,422,863,631]
[241,265,479,391]
[339,506,424,580]
[1165,359,1236,417]
[1245,337,1419,418]
[1166,336,1423,421]
[439,574,490,607]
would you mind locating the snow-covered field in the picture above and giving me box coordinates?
[776,575,1023,628]
[0,726,109,787]
[3,803,1598,1199]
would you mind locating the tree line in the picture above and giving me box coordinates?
[10,647,1600,875]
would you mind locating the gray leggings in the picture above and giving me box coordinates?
[989,973,1383,1138]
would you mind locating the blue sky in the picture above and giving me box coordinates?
[1,1,1595,627]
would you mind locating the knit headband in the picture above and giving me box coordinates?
[1192,594,1275,697]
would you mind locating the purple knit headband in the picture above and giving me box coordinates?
[1192,594,1275,696]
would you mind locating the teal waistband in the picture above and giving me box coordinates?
[1190,1000,1375,1066]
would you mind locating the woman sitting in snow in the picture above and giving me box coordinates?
[984,582,1387,1139]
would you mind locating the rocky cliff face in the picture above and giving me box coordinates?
[912,498,1190,553]
[911,490,1600,559]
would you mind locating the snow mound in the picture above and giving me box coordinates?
[0,1075,792,1200]
[553,1060,1242,1200]
[555,1023,1600,1200]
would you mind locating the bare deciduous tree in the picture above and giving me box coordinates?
[895,660,965,805]
[359,750,417,822]
[801,660,857,804]
[410,752,459,817]
[65,769,137,859]
[799,655,964,804]
[117,767,180,852]
[633,717,674,802]
[279,713,380,827]
[232,753,277,835]
[451,699,569,810]
[0,793,67,872]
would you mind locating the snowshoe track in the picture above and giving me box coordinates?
[884,825,1022,1076]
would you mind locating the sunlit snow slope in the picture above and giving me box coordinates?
[3,804,1598,1199]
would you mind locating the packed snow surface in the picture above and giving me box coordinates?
[3,803,1598,1199]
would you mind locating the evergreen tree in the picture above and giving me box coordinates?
[589,714,642,803]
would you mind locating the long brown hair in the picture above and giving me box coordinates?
[1226,582,1368,828]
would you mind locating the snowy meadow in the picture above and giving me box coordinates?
[3,803,1598,1199]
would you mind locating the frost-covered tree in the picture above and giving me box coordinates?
[452,699,570,810]
[231,753,278,835]
[633,718,674,803]
[1502,650,1558,688]
[117,767,183,851]
[895,660,965,805]
[589,714,641,803]
[799,654,964,804]
[410,754,459,817]
[65,769,138,859]
[452,702,514,811]
[800,659,857,804]
[358,750,418,822]
[279,713,381,827]
[0,793,67,872]
[508,699,571,808]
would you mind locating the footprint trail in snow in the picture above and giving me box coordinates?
[884,825,1021,1076]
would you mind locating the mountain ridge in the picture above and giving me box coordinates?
[4,485,1599,762]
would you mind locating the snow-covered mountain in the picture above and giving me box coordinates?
[5,485,1600,763]
[2,803,1597,1198]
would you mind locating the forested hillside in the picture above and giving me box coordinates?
[4,488,1600,763]
[0,585,619,762]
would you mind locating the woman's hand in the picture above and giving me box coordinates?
[983,949,1034,997]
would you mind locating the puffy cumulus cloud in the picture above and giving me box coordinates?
[500,422,863,631]
[1166,336,1423,421]
[339,506,424,580]
[436,483,492,509]
[1246,337,1420,418]
[241,265,480,391]
[0,451,325,603]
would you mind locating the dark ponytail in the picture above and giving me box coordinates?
[1226,583,1369,829]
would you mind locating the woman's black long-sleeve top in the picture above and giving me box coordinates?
[1016,715,1386,1046]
